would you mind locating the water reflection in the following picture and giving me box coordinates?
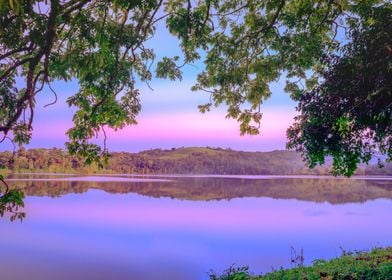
[1,176,392,280]
[7,176,392,204]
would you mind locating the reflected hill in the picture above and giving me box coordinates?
[8,176,392,204]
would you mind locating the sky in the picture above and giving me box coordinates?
[1,20,297,153]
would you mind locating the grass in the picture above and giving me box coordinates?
[209,247,392,280]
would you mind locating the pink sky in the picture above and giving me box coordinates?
[23,106,296,152]
[1,77,297,152]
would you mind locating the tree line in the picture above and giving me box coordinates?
[1,147,391,176]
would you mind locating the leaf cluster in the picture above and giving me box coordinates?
[0,173,26,222]
[287,4,392,176]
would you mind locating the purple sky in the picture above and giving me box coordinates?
[1,22,297,152]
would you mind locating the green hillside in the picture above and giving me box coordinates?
[1,147,391,175]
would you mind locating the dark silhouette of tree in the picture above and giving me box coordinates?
[287,5,392,176]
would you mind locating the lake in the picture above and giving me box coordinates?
[1,175,392,279]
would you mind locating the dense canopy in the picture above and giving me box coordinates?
[287,5,392,176]
[0,0,391,175]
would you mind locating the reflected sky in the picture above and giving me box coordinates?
[1,177,392,279]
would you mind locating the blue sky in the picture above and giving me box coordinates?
[1,19,297,152]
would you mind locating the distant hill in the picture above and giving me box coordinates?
[0,147,391,175]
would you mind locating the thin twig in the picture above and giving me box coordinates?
[0,176,10,193]
[44,82,58,107]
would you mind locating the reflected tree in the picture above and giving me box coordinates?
[9,176,392,205]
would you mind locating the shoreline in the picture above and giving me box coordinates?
[8,172,392,181]
[211,247,392,279]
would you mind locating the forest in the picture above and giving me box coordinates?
[1,147,391,176]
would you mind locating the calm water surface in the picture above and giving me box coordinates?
[1,175,392,279]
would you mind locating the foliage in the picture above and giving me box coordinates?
[209,265,251,280]
[2,147,392,176]
[0,147,332,175]
[210,247,392,280]
[287,4,392,176]
[0,173,26,222]
[0,0,389,169]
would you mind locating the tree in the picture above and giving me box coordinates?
[287,4,392,176]
[0,174,25,221]
[0,0,390,171]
